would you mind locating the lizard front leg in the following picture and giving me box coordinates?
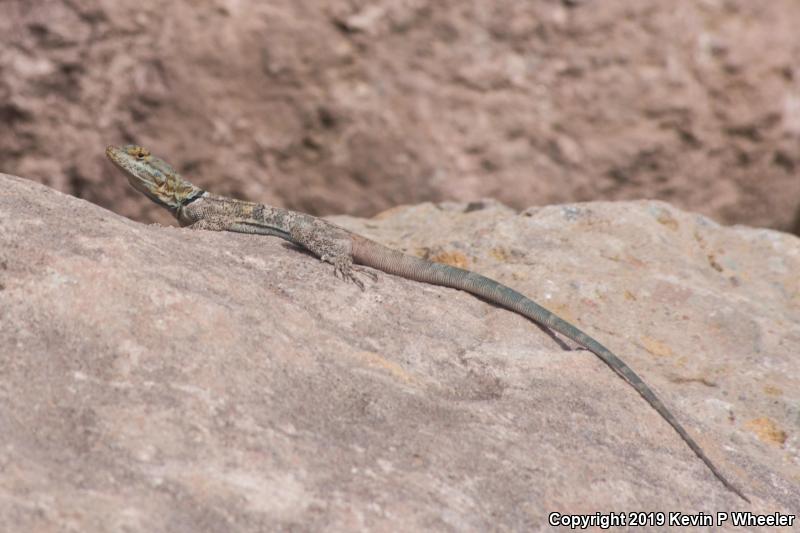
[187,217,234,231]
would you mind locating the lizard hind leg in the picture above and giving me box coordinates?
[290,223,378,290]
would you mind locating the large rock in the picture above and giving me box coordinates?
[2,1,800,231]
[0,174,798,531]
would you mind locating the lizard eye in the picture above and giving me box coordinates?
[130,146,150,159]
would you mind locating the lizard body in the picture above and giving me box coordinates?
[106,144,749,502]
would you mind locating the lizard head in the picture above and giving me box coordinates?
[105,144,204,212]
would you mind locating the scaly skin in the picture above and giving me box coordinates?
[106,144,749,502]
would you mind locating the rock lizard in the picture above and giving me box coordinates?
[106,144,749,502]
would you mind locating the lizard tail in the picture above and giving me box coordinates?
[352,237,749,502]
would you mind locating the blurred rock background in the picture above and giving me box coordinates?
[1,0,799,232]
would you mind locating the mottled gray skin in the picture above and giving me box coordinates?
[106,144,749,502]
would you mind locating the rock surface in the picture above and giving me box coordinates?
[1,174,798,531]
[2,0,800,232]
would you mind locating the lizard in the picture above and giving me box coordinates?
[106,143,750,502]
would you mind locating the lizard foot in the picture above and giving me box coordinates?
[331,257,377,290]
